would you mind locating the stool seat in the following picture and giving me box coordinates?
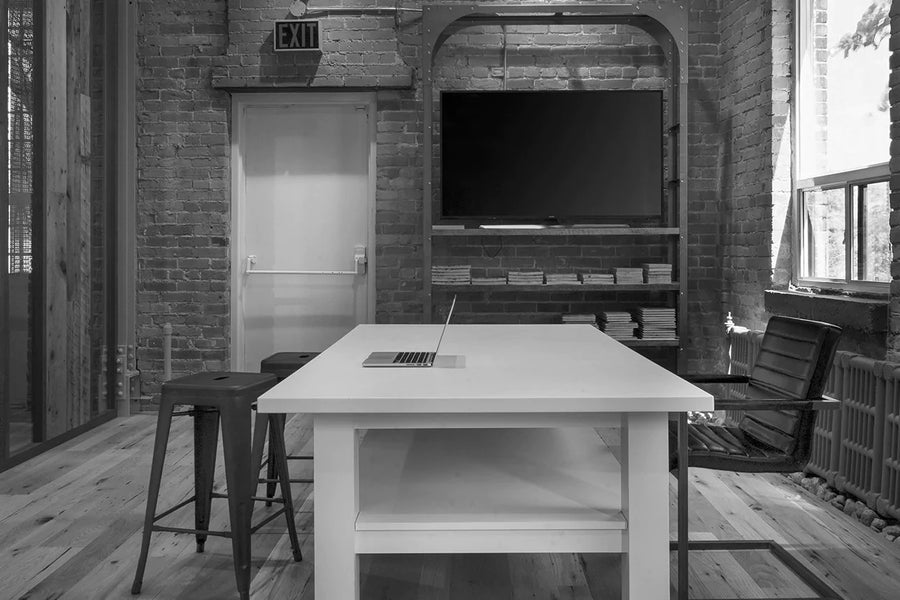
[131,371,301,600]
[259,352,319,380]
[162,371,277,401]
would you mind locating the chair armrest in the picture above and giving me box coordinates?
[681,373,750,385]
[713,395,840,411]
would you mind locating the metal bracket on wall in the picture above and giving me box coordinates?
[115,345,140,417]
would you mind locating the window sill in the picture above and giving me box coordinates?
[764,289,888,334]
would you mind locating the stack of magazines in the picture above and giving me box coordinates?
[507,271,544,285]
[599,311,638,340]
[614,267,644,284]
[634,307,677,340]
[432,265,471,285]
[581,272,615,285]
[642,263,673,284]
[545,273,580,285]
[562,313,598,328]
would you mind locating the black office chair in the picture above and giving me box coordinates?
[672,315,843,600]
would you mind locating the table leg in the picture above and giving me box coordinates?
[219,404,253,600]
[314,414,359,600]
[620,412,669,600]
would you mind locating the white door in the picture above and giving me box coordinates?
[232,93,375,372]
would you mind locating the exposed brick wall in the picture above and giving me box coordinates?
[687,0,726,371]
[219,1,412,88]
[718,0,793,333]
[135,0,232,397]
[133,0,726,396]
[374,90,423,322]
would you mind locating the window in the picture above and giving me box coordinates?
[7,1,34,274]
[795,0,891,292]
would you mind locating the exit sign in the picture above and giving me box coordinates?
[273,20,320,51]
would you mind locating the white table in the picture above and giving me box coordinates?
[258,324,712,599]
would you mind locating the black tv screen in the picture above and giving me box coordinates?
[439,90,664,225]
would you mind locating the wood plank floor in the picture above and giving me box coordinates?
[1,414,898,599]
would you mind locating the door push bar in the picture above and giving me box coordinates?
[246,245,367,276]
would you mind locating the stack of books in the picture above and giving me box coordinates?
[507,271,544,285]
[432,265,471,285]
[634,307,677,340]
[581,272,615,285]
[562,313,598,328]
[599,311,638,340]
[545,273,580,285]
[471,276,507,285]
[643,263,673,284]
[614,267,644,284]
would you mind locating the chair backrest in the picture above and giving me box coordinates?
[739,316,841,459]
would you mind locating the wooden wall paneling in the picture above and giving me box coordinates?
[1,0,11,462]
[44,0,69,438]
[67,0,91,426]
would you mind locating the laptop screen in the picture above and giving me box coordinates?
[432,295,457,356]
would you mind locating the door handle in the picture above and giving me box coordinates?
[354,245,367,276]
[246,247,367,276]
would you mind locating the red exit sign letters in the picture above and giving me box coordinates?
[273,20,320,51]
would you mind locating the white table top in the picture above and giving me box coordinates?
[257,324,713,414]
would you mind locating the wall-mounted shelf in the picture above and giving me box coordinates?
[621,339,680,348]
[421,2,689,373]
[431,227,680,237]
[433,283,680,292]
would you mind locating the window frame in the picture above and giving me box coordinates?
[792,0,890,295]
[794,164,890,294]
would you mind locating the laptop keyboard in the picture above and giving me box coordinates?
[393,351,435,365]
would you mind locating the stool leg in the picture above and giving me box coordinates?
[265,434,278,506]
[265,414,287,505]
[270,414,303,562]
[131,400,175,595]
[193,408,220,553]
[251,410,269,498]
[219,403,254,600]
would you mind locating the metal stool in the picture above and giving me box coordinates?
[260,352,319,505]
[131,372,302,600]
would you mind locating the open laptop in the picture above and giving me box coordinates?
[362,295,456,367]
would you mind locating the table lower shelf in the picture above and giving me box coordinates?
[355,427,626,554]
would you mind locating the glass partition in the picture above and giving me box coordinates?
[2,0,117,469]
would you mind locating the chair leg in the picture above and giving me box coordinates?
[193,407,220,553]
[677,412,689,600]
[269,414,303,562]
[131,400,175,595]
[219,404,254,600]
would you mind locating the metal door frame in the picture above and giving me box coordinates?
[230,92,377,371]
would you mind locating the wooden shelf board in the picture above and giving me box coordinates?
[621,338,680,348]
[357,428,625,533]
[433,283,680,292]
[431,227,679,237]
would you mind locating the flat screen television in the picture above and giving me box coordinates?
[439,89,664,225]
